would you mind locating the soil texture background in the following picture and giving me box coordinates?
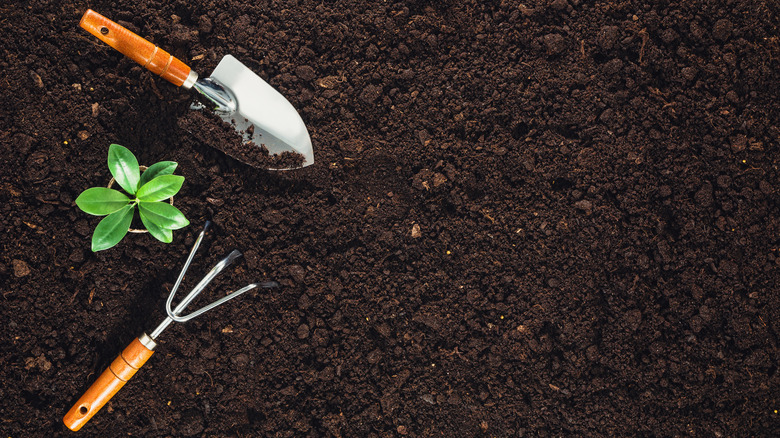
[1,0,779,436]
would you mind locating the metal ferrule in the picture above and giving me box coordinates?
[192,77,238,113]
[182,70,198,89]
[138,333,157,351]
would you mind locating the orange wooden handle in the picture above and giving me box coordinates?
[79,9,192,87]
[63,337,155,431]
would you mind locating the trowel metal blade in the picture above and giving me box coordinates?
[209,55,314,168]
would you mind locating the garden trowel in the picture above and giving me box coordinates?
[79,9,314,169]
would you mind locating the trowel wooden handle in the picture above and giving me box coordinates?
[80,9,194,87]
[63,337,155,431]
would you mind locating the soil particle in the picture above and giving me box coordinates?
[261,209,284,225]
[380,392,399,415]
[543,33,566,55]
[316,75,344,89]
[12,259,31,277]
[730,134,748,152]
[296,324,309,339]
[719,259,739,277]
[680,66,697,82]
[295,65,316,82]
[602,58,624,75]
[179,409,205,436]
[412,169,447,190]
[198,16,213,34]
[359,84,383,103]
[694,183,714,207]
[574,199,593,214]
[596,26,620,50]
[624,309,643,331]
[713,19,734,41]
[550,0,569,11]
[170,27,198,47]
[30,71,44,88]
[288,264,306,283]
[24,354,51,372]
[231,353,249,367]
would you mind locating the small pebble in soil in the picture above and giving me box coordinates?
[295,65,316,81]
[198,16,213,34]
[712,18,733,41]
[574,199,593,213]
[289,264,306,283]
[543,34,566,55]
[297,324,310,339]
[12,259,31,277]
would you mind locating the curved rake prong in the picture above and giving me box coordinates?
[168,222,210,301]
[170,281,280,322]
[149,221,277,341]
[169,283,256,322]
[165,249,243,320]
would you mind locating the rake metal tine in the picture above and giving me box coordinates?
[165,250,243,320]
[169,281,280,323]
[168,222,210,301]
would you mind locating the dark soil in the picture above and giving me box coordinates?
[179,110,305,169]
[2,0,779,436]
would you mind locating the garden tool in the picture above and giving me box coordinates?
[63,222,278,431]
[79,9,314,169]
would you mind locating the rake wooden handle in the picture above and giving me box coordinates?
[80,9,194,87]
[63,337,155,431]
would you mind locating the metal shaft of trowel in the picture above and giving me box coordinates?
[183,70,237,114]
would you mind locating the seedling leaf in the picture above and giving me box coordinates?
[139,161,178,188]
[136,175,185,202]
[108,144,140,195]
[140,212,173,243]
[75,188,131,215]
[139,201,190,230]
[91,204,134,251]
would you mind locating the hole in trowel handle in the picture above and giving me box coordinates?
[78,405,89,415]
[100,26,109,35]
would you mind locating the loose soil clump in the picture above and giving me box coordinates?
[179,110,305,169]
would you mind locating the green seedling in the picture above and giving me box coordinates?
[76,144,189,251]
